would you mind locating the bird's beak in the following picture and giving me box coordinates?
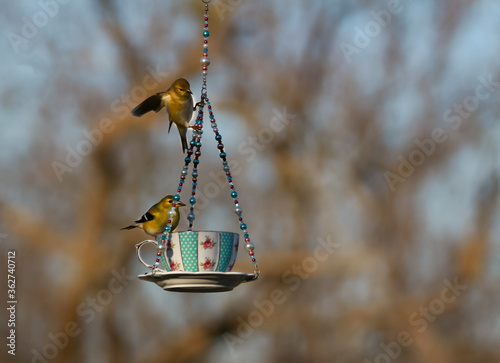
[177,201,186,207]
[187,89,193,94]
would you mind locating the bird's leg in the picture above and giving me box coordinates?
[189,124,203,131]
[190,100,206,130]
[193,101,205,110]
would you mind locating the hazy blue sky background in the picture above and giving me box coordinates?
[2,1,500,362]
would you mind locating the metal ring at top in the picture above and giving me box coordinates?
[202,0,211,4]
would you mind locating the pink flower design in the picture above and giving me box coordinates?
[170,261,180,271]
[200,258,213,270]
[200,237,216,249]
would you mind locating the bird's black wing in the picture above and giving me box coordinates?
[134,211,155,224]
[131,93,164,117]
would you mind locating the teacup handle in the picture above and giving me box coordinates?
[135,240,159,270]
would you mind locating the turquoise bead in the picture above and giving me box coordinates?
[185,157,191,163]
[164,225,172,232]
[220,152,226,158]
[203,30,209,37]
[190,197,196,204]
[240,223,247,230]
[231,191,238,198]
[174,195,180,201]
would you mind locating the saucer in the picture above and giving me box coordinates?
[138,271,259,293]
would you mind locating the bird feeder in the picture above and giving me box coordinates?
[135,0,259,292]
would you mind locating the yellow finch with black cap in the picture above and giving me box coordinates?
[121,195,185,236]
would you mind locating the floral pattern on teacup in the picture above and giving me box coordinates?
[200,236,216,249]
[170,260,180,271]
[200,257,214,270]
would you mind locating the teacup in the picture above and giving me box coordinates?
[136,231,239,272]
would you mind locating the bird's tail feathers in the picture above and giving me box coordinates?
[120,225,138,231]
[179,127,188,153]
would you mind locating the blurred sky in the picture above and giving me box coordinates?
[2,1,500,360]
[2,0,500,224]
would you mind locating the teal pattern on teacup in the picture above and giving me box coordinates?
[156,234,171,271]
[217,232,234,272]
[179,231,199,271]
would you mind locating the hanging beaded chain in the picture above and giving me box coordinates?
[152,0,259,276]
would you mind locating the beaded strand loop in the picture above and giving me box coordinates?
[152,0,259,276]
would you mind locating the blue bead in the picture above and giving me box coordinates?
[196,141,202,147]
[227,175,231,180]
[185,157,191,163]
[164,226,172,232]
[231,191,238,198]
[193,159,200,165]
[244,233,249,238]
[209,114,214,119]
[192,171,198,177]
[240,223,247,230]
[203,30,209,37]
[190,140,196,146]
[193,182,197,187]
[215,135,222,140]
[174,195,180,201]
[224,165,230,171]
[220,152,226,158]
[190,197,196,204]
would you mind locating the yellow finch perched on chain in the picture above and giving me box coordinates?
[131,78,203,153]
[121,195,186,236]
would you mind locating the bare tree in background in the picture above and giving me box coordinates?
[1,1,500,362]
